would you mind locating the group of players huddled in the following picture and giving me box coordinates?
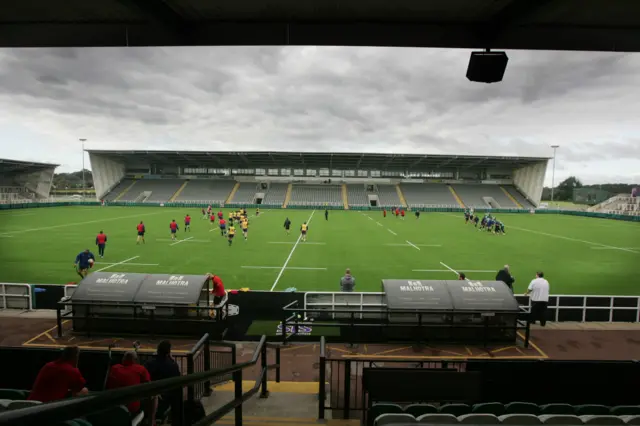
[200,205,253,245]
[464,208,506,234]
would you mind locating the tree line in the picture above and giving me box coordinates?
[541,176,636,201]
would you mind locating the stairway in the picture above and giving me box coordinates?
[448,185,465,208]
[114,180,137,201]
[283,183,293,208]
[169,181,189,202]
[226,182,240,204]
[342,184,349,210]
[395,184,407,208]
[500,186,523,208]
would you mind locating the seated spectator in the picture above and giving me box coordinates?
[28,346,88,402]
[106,351,151,416]
[340,268,356,292]
[145,341,182,423]
[496,265,515,292]
[458,273,466,280]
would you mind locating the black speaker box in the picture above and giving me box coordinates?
[466,51,509,83]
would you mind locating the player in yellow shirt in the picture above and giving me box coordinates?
[300,222,308,242]
[227,225,236,246]
[256,207,260,217]
[241,218,249,241]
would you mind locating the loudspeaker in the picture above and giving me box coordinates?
[466,51,508,83]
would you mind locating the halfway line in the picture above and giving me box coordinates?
[94,256,140,273]
[270,210,316,291]
[406,241,421,251]
[170,236,194,246]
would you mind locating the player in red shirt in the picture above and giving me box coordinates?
[400,209,405,219]
[217,210,223,220]
[96,230,108,258]
[210,211,216,227]
[106,351,152,415]
[136,221,145,245]
[29,346,88,402]
[395,208,399,218]
[218,218,227,236]
[383,209,387,218]
[184,214,191,232]
[169,220,179,241]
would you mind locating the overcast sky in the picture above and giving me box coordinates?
[0,47,638,186]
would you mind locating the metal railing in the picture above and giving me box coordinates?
[0,335,281,426]
[0,283,32,310]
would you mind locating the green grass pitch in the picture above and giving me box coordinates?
[0,206,638,295]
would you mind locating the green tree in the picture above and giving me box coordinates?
[554,176,582,201]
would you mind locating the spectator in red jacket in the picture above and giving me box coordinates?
[29,346,88,402]
[106,351,152,415]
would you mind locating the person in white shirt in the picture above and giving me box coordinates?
[526,271,550,327]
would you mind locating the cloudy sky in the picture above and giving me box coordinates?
[0,47,638,185]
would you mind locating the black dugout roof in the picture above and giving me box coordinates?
[88,150,548,171]
[1,0,640,51]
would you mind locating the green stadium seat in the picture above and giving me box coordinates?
[374,413,416,426]
[370,403,404,422]
[472,402,504,415]
[86,406,134,426]
[580,415,624,425]
[622,415,640,425]
[458,413,499,424]
[439,403,471,416]
[498,414,542,424]
[0,390,24,400]
[538,415,583,425]
[416,413,458,424]
[540,404,575,415]
[7,400,42,410]
[405,404,438,417]
[575,405,611,416]
[612,407,640,416]
[505,402,541,415]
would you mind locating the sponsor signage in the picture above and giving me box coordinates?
[276,322,313,336]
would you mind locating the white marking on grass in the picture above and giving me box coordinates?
[406,240,421,251]
[270,210,316,291]
[387,229,397,236]
[242,266,326,270]
[385,243,442,247]
[268,241,326,245]
[439,261,464,277]
[96,262,159,266]
[93,256,139,272]
[157,238,210,243]
[170,236,194,246]
[376,222,383,227]
[413,269,494,273]
[0,211,167,236]
[590,246,639,250]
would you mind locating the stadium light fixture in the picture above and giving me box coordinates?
[80,138,87,198]
[550,145,560,203]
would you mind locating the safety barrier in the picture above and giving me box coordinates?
[0,283,32,310]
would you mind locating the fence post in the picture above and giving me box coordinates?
[204,340,212,396]
[260,342,269,398]
[234,369,243,426]
[56,307,63,338]
[275,345,281,383]
[187,353,195,404]
[343,360,351,419]
[318,337,326,420]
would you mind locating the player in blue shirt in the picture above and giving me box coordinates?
[74,249,95,279]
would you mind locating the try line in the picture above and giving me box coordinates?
[270,210,316,292]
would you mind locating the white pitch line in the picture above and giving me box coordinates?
[387,229,397,236]
[385,243,443,247]
[170,236,194,246]
[242,266,327,270]
[0,210,167,236]
[268,241,326,245]
[406,240,421,251]
[94,256,140,272]
[95,262,159,266]
[413,269,494,273]
[590,246,639,250]
[439,261,470,281]
[376,222,383,227]
[270,210,316,291]
[157,238,210,243]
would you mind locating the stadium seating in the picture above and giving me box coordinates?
[401,184,457,207]
[103,179,134,201]
[173,180,235,203]
[262,183,288,206]
[346,184,371,207]
[288,184,342,207]
[229,183,258,204]
[377,185,402,207]
[452,184,517,208]
[504,185,535,208]
[116,179,182,203]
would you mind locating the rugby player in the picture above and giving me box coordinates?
[184,214,191,232]
[201,208,207,220]
[256,208,260,217]
[227,224,236,246]
[325,209,329,221]
[219,218,227,236]
[95,231,107,258]
[74,249,95,279]
[136,221,146,244]
[284,217,291,235]
[300,222,308,242]
[210,210,216,227]
[217,210,223,221]
[241,216,249,241]
[169,219,179,241]
[415,210,420,219]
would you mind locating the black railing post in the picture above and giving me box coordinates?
[187,353,195,404]
[343,360,351,419]
[318,337,326,420]
[275,346,281,383]
[282,312,288,344]
[56,307,63,338]
[524,319,531,348]
[233,370,242,426]
[260,342,269,398]
[204,340,212,396]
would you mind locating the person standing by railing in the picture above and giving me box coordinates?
[526,271,550,327]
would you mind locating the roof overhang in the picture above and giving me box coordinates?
[0,158,59,175]
[1,0,640,52]
[87,150,549,170]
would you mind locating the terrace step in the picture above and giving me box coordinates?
[114,180,137,201]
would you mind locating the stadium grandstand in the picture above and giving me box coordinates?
[0,158,57,203]
[88,150,548,210]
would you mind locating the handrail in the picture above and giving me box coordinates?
[0,335,270,426]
